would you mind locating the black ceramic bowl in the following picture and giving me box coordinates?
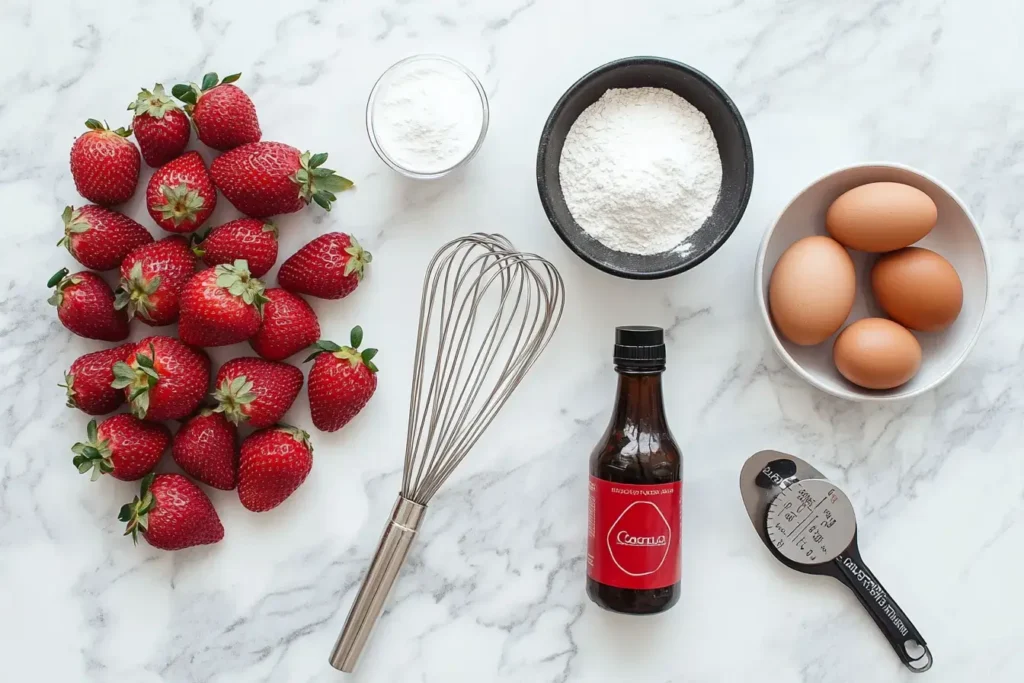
[537,57,754,279]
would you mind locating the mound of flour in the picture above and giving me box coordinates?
[558,87,722,256]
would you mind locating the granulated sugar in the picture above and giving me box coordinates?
[558,87,722,255]
[371,57,484,174]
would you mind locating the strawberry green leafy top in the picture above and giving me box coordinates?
[304,325,379,372]
[46,268,91,308]
[71,419,114,481]
[111,342,159,418]
[128,84,181,119]
[119,473,157,545]
[154,182,207,227]
[212,375,258,425]
[217,260,268,310]
[171,71,241,112]
[292,151,354,212]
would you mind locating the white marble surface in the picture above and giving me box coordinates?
[1,0,1022,681]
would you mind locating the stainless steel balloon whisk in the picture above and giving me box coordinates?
[328,233,564,672]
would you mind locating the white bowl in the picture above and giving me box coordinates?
[755,163,989,402]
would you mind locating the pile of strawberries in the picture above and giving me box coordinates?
[52,72,380,552]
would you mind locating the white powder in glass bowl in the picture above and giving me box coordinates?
[370,56,486,176]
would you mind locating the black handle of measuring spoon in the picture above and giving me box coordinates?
[833,544,932,673]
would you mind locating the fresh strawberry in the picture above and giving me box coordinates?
[305,326,378,432]
[172,72,260,151]
[114,236,195,325]
[60,343,133,415]
[193,218,277,278]
[212,357,303,429]
[47,268,129,341]
[172,410,238,490]
[120,473,224,550]
[278,233,371,300]
[70,119,141,206]
[58,205,152,271]
[237,426,313,512]
[111,336,210,421]
[178,261,267,347]
[210,142,352,217]
[146,151,217,233]
[72,415,170,481]
[250,288,320,361]
[128,84,191,167]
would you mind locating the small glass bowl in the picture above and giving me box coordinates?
[366,54,490,179]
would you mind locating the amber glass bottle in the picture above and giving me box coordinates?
[587,326,682,614]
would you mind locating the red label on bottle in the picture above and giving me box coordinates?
[587,476,682,590]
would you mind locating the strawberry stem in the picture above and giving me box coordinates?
[154,182,206,227]
[291,151,354,212]
[172,71,242,113]
[47,268,69,289]
[84,118,132,137]
[59,371,77,408]
[47,268,75,307]
[343,237,371,280]
[111,343,160,418]
[128,84,181,119]
[119,473,157,546]
[114,261,161,321]
[190,229,209,257]
[215,261,267,311]
[212,374,257,425]
[303,328,378,371]
[58,206,89,252]
[71,419,115,481]
[276,424,313,451]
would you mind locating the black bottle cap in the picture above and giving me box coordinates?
[614,326,666,370]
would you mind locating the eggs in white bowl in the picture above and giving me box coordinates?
[755,162,989,402]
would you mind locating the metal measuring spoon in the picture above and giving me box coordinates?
[739,450,932,673]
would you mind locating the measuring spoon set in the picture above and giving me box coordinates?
[739,450,932,673]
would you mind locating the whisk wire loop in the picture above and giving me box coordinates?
[330,233,563,673]
[402,234,563,504]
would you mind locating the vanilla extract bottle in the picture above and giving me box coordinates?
[587,326,682,614]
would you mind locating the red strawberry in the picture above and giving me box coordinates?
[58,205,153,271]
[212,357,303,429]
[172,410,238,490]
[178,262,267,347]
[70,119,141,206]
[128,84,191,167]
[112,336,210,421]
[210,142,352,217]
[238,426,313,512]
[120,473,224,550]
[172,72,260,151]
[146,151,217,233]
[47,268,129,341]
[61,343,133,415]
[72,415,170,481]
[115,236,195,325]
[250,289,320,361]
[305,326,378,432]
[278,233,371,300]
[193,218,278,278]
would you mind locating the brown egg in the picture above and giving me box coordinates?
[871,247,963,332]
[833,318,922,389]
[826,182,937,252]
[769,236,856,345]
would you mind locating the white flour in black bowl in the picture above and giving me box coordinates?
[558,87,722,256]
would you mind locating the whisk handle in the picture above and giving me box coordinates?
[329,494,426,673]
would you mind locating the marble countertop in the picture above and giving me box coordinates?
[2,0,1022,681]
